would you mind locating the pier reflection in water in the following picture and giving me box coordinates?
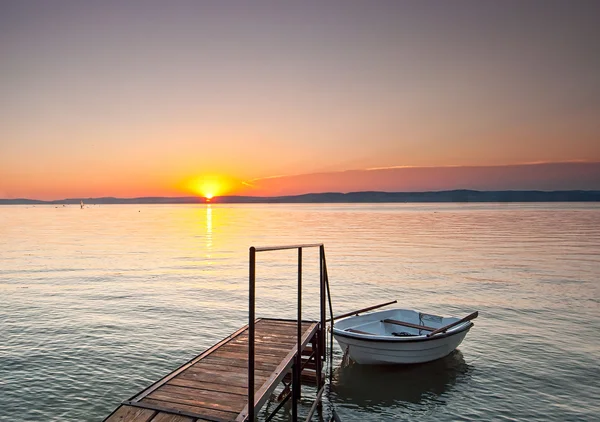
[331,350,471,410]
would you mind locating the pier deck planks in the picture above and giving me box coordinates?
[104,319,319,422]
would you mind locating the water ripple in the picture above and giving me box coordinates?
[1,203,599,421]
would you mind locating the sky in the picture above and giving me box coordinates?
[1,0,599,199]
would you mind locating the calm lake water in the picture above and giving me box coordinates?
[1,203,599,421]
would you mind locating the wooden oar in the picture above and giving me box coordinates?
[426,311,478,337]
[327,300,397,322]
[382,318,437,332]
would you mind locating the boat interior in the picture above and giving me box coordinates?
[335,309,463,337]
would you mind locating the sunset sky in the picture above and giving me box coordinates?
[1,0,599,200]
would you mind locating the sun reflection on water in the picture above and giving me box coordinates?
[205,204,212,251]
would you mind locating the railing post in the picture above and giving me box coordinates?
[293,247,303,420]
[315,329,322,390]
[248,247,256,421]
[319,245,326,360]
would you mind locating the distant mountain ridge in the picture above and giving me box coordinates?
[2,190,600,204]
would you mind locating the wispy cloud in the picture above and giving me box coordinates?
[365,160,597,172]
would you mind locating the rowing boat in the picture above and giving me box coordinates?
[332,309,477,364]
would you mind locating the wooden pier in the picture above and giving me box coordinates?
[104,244,331,422]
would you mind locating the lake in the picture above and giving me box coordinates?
[1,203,599,421]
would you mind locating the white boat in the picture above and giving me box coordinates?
[332,309,477,365]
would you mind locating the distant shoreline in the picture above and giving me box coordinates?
[2,190,600,204]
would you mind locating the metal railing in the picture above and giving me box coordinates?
[248,243,330,421]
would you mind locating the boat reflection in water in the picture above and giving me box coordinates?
[331,350,472,410]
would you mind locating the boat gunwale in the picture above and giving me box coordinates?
[332,320,474,343]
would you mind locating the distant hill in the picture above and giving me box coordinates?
[1,190,600,205]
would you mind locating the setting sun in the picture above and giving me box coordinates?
[185,175,232,199]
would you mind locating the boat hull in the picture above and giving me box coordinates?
[332,308,474,365]
[333,327,470,364]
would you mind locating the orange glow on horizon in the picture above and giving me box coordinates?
[3,161,598,201]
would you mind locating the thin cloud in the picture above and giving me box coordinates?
[248,173,300,182]
[244,160,600,189]
[366,160,598,171]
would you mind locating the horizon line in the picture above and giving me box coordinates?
[2,189,600,204]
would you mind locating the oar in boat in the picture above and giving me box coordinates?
[426,311,479,337]
[382,319,437,332]
[327,300,397,322]
[334,301,398,336]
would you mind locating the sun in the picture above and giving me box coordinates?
[185,175,230,200]
[198,180,220,199]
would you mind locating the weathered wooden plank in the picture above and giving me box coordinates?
[231,338,297,348]
[223,340,293,351]
[231,334,297,346]
[223,338,292,349]
[252,324,304,333]
[196,355,278,372]
[154,384,245,412]
[168,377,248,396]
[250,334,296,341]
[212,350,288,363]
[186,363,273,379]
[148,389,242,413]
[211,348,286,362]
[149,413,195,422]
[256,324,302,336]
[142,398,238,422]
[250,329,311,339]
[218,349,289,362]
[251,326,313,337]
[256,325,316,335]
[188,362,274,379]
[258,319,314,327]
[105,405,157,422]
[254,330,313,341]
[221,342,292,355]
[178,368,269,388]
